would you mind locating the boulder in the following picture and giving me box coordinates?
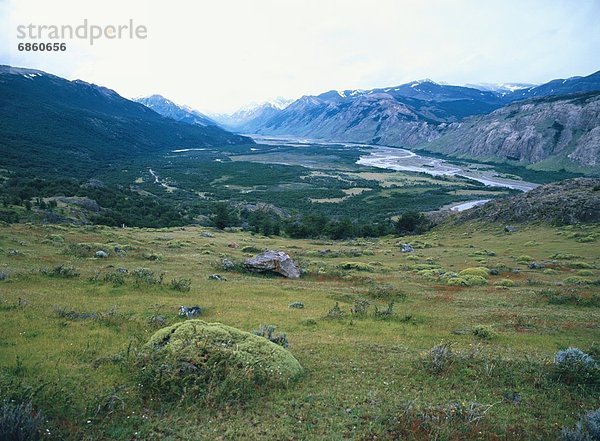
[244,250,300,278]
[95,250,109,258]
[401,244,414,253]
[221,258,235,271]
[208,274,226,281]
[504,225,517,233]
[528,261,545,270]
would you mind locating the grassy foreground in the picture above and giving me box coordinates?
[0,221,599,440]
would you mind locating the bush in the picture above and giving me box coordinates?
[494,279,516,287]
[569,262,594,269]
[425,341,454,374]
[252,324,289,348]
[459,267,489,278]
[325,302,344,319]
[170,277,192,292]
[339,262,374,272]
[135,320,303,404]
[103,272,125,287]
[47,264,79,278]
[0,399,43,441]
[131,268,163,286]
[553,347,599,385]
[564,276,593,286]
[560,408,600,441]
[472,325,496,340]
[517,255,534,263]
[350,299,370,317]
[374,302,395,319]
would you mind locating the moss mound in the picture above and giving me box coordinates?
[137,320,303,403]
[459,267,490,278]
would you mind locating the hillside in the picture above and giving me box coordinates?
[421,92,600,172]
[0,66,251,177]
[458,177,600,224]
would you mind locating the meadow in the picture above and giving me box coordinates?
[0,219,598,439]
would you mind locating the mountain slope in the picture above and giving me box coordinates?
[211,102,283,133]
[251,80,505,145]
[509,70,600,101]
[419,92,600,172]
[133,94,218,127]
[458,177,600,224]
[0,66,251,177]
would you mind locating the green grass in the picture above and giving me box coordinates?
[0,221,599,439]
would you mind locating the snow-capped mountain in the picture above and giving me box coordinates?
[133,95,218,127]
[209,97,294,132]
[465,82,538,94]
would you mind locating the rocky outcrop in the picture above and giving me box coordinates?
[421,92,600,171]
[244,251,300,278]
[458,178,600,225]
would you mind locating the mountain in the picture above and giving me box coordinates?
[465,82,537,94]
[509,71,600,101]
[133,94,218,127]
[0,66,251,177]
[248,80,506,145]
[419,91,600,172]
[210,102,284,133]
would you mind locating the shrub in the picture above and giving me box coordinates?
[325,302,344,319]
[425,341,454,374]
[494,279,515,287]
[0,399,43,441]
[241,246,262,253]
[252,324,289,348]
[170,277,192,292]
[368,284,407,301]
[135,320,303,404]
[564,276,592,286]
[517,255,534,263]
[374,302,395,319]
[131,268,163,286]
[569,262,594,269]
[142,252,162,261]
[350,299,370,317]
[446,277,469,286]
[459,267,489,278]
[339,262,374,272]
[47,264,79,278]
[462,275,488,286]
[472,325,496,340]
[552,253,578,260]
[576,270,595,277]
[560,408,600,441]
[104,272,125,287]
[553,347,599,384]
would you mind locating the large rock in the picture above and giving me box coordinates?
[244,250,300,278]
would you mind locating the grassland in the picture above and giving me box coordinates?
[0,220,599,439]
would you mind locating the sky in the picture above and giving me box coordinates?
[2,0,600,113]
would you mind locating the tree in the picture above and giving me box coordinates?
[395,211,432,236]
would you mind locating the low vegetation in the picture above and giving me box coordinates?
[0,219,598,439]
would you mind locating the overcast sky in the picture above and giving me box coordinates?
[2,0,600,113]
